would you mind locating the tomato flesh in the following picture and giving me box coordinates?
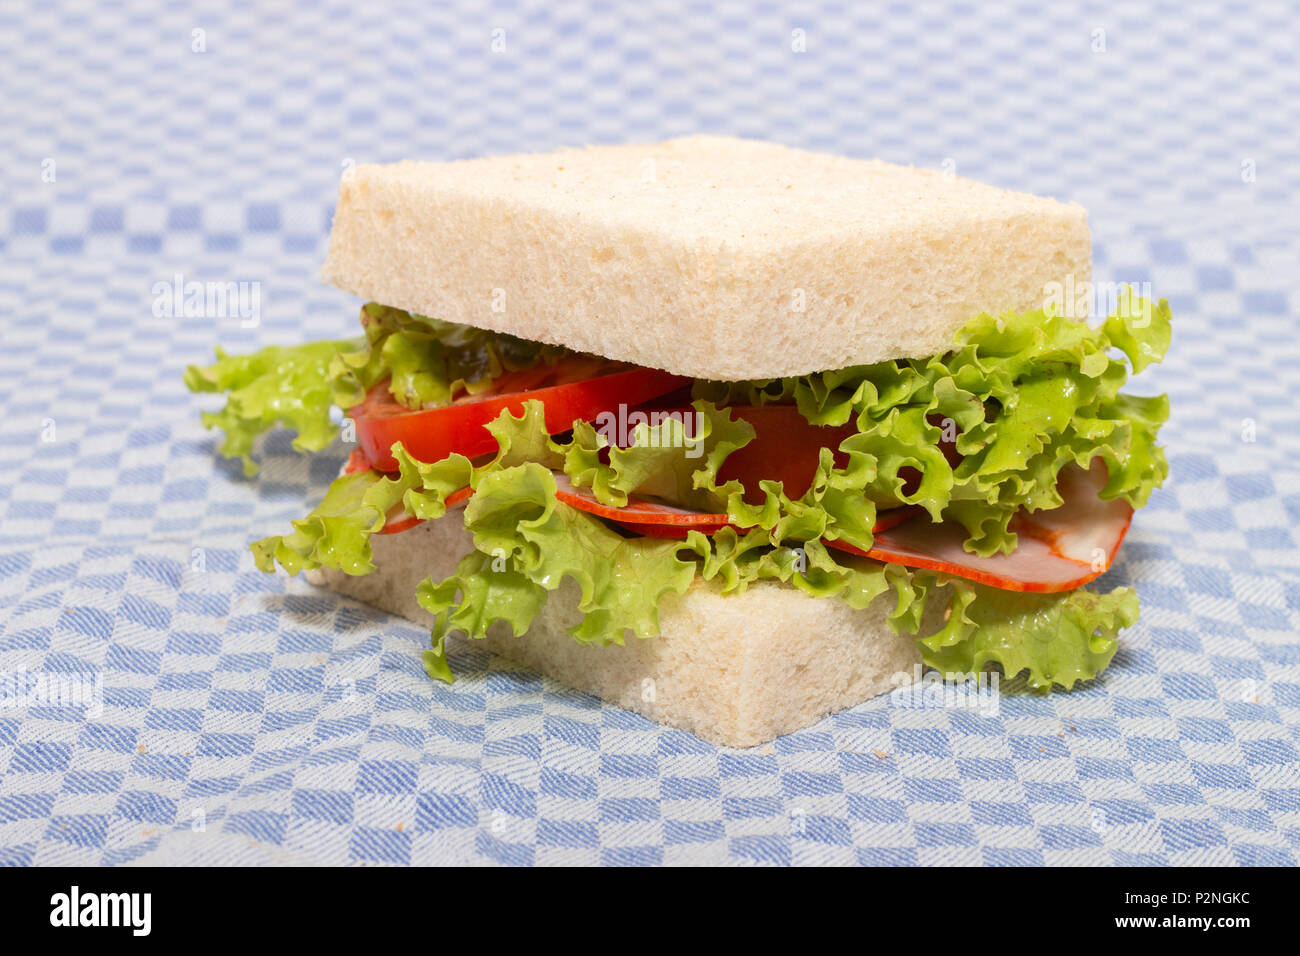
[343,447,372,475]
[352,357,690,472]
[714,406,857,502]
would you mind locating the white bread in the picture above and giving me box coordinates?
[306,511,935,748]
[322,135,1090,380]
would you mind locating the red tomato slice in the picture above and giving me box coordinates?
[715,405,858,502]
[709,406,956,501]
[352,356,690,472]
[343,447,372,475]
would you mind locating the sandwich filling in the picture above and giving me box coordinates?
[186,291,1171,691]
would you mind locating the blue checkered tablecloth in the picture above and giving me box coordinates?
[1,0,1297,866]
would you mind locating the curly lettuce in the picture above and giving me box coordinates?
[250,402,563,577]
[329,303,567,411]
[184,339,357,476]
[918,581,1140,691]
[184,304,566,475]
[562,402,752,511]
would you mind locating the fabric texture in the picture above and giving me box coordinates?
[0,0,1297,866]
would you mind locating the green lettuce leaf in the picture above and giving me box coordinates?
[562,401,754,511]
[249,448,474,576]
[185,304,568,475]
[919,581,1140,691]
[184,339,357,476]
[251,401,562,578]
[419,463,699,645]
[560,401,883,551]
[416,552,549,684]
[329,303,566,410]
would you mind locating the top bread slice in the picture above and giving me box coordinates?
[322,135,1090,380]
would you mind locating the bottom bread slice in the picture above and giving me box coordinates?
[306,512,929,748]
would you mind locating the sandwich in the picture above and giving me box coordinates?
[184,136,1171,747]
